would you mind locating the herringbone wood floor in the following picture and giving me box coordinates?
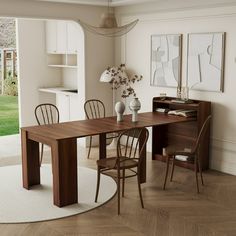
[1,148,236,236]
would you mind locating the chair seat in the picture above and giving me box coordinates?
[165,145,193,157]
[106,132,120,139]
[97,157,138,169]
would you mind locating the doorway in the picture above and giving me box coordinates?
[0,18,19,136]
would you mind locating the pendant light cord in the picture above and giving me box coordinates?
[124,33,127,113]
[124,33,127,64]
[107,0,111,13]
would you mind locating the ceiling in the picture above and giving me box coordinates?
[36,0,236,9]
[36,0,157,6]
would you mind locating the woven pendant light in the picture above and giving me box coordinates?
[78,0,138,37]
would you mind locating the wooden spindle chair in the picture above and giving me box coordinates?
[95,127,149,215]
[84,99,119,159]
[163,115,211,193]
[34,103,59,166]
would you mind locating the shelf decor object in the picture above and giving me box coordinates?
[115,101,125,122]
[129,97,141,122]
[100,66,128,149]
[187,32,225,92]
[78,0,138,37]
[100,64,143,122]
[151,34,182,88]
[100,65,128,115]
[176,86,189,101]
[101,64,142,98]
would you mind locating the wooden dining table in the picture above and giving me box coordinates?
[21,112,192,207]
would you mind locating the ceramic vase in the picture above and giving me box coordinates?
[115,101,125,122]
[129,97,141,122]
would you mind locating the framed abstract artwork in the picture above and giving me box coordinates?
[150,34,182,87]
[187,32,225,92]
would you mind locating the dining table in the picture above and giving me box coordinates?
[21,112,192,207]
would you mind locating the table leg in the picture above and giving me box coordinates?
[21,130,40,189]
[51,138,78,207]
[99,133,106,159]
[139,129,147,184]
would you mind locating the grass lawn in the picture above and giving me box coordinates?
[0,95,19,136]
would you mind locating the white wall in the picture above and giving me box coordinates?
[85,32,114,116]
[17,19,60,126]
[115,4,236,174]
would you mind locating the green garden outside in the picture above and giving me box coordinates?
[0,95,19,136]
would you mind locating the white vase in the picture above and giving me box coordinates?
[129,97,141,122]
[115,101,125,122]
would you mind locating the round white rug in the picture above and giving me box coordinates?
[0,165,117,223]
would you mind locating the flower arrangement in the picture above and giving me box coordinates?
[105,64,143,98]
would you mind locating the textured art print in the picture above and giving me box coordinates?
[150,34,182,87]
[187,32,225,92]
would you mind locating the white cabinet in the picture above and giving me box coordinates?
[45,20,79,54]
[67,22,79,54]
[56,93,79,122]
[44,19,80,121]
[56,93,70,122]
[69,95,80,121]
[45,20,57,53]
[56,21,67,54]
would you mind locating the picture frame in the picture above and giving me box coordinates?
[150,34,182,88]
[187,32,226,92]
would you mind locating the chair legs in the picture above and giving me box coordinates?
[95,167,144,215]
[117,169,121,215]
[170,156,175,182]
[95,167,101,202]
[195,161,200,193]
[122,169,125,197]
[87,136,93,159]
[40,143,44,167]
[163,155,203,193]
[163,155,170,190]
[137,174,144,208]
[198,157,204,186]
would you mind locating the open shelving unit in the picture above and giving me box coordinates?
[152,96,211,170]
[47,54,77,68]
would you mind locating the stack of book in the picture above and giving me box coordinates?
[171,99,193,104]
[155,108,170,113]
[175,155,188,161]
[168,109,197,117]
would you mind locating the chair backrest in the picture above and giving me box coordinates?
[116,127,149,167]
[35,103,59,125]
[192,115,211,154]
[84,99,105,119]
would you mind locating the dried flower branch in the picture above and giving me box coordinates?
[106,64,143,98]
